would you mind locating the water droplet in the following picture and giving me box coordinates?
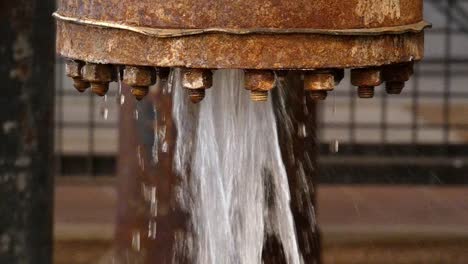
[131,231,141,251]
[134,109,139,120]
[137,145,145,171]
[101,95,109,120]
[148,220,157,240]
[330,139,340,153]
[120,94,125,105]
[152,107,159,165]
[149,186,157,203]
[150,199,158,218]
[298,123,307,138]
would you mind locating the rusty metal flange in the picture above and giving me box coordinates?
[55,0,428,69]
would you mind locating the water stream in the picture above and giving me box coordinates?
[173,69,304,264]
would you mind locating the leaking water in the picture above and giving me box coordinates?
[101,95,109,120]
[173,69,304,264]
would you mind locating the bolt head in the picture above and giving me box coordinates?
[244,70,275,91]
[123,66,156,87]
[383,63,413,82]
[304,72,335,91]
[73,78,90,93]
[188,89,205,104]
[66,60,84,78]
[182,69,213,90]
[351,68,382,87]
[131,86,149,101]
[91,83,109,96]
[82,64,113,83]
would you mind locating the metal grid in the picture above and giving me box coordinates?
[54,0,468,183]
[55,58,118,177]
[318,0,468,184]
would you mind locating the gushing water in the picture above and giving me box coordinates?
[173,69,303,264]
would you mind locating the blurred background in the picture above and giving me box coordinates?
[4,0,468,263]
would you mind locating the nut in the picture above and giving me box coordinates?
[382,63,414,82]
[123,66,156,87]
[304,70,335,91]
[244,70,276,91]
[182,69,213,90]
[66,60,90,92]
[82,63,113,83]
[65,60,84,78]
[351,68,382,87]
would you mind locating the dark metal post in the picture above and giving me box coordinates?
[0,0,55,263]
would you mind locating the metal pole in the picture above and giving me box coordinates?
[0,0,55,263]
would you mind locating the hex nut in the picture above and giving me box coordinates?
[383,63,414,82]
[351,68,382,87]
[65,60,84,78]
[123,66,156,87]
[182,69,213,90]
[244,70,276,91]
[82,64,113,83]
[304,71,335,91]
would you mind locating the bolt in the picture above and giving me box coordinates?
[382,63,414,95]
[351,68,382,99]
[82,63,113,97]
[244,70,276,102]
[309,90,328,100]
[123,66,156,101]
[131,87,149,101]
[187,89,206,104]
[65,60,90,93]
[385,81,405,94]
[182,69,213,104]
[91,83,109,96]
[250,90,269,102]
[304,70,336,101]
[358,86,375,98]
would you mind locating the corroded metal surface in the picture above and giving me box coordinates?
[57,21,424,70]
[56,0,422,30]
[1,0,55,263]
[55,0,426,70]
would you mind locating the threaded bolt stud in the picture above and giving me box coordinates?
[72,78,90,93]
[91,83,109,97]
[358,86,374,98]
[131,86,149,101]
[250,90,269,102]
[188,89,205,104]
[309,90,328,100]
[385,81,405,94]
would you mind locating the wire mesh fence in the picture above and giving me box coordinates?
[54,0,468,184]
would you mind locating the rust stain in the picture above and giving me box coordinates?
[356,0,402,26]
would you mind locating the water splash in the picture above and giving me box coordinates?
[173,69,302,264]
[131,231,141,252]
[152,106,159,165]
[116,66,126,106]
